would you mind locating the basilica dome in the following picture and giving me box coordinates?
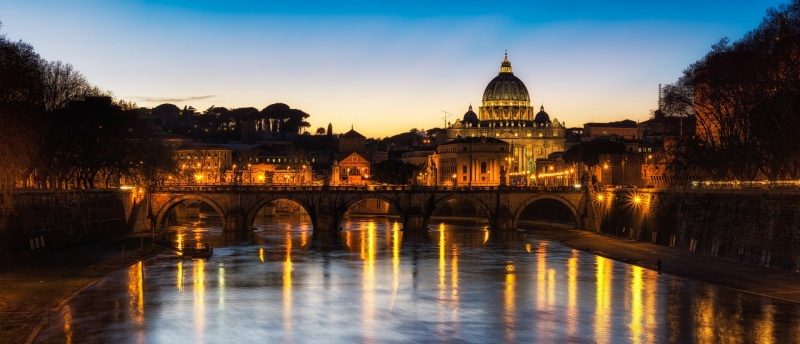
[482,55,530,103]
[534,105,551,127]
[479,53,534,122]
[462,105,479,127]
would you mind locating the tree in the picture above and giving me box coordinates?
[0,33,43,107]
[663,0,800,180]
[124,139,177,187]
[40,60,94,111]
[284,108,310,134]
[315,127,326,135]
[371,160,420,184]
[0,29,44,208]
[261,103,311,136]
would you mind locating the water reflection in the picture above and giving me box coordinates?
[283,230,293,342]
[567,249,578,339]
[61,305,72,344]
[126,261,145,343]
[34,216,800,344]
[595,255,613,344]
[193,258,205,342]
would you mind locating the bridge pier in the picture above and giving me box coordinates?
[402,207,429,231]
[492,206,515,232]
[224,207,248,232]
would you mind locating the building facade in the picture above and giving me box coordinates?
[429,137,509,186]
[175,144,233,184]
[446,53,567,185]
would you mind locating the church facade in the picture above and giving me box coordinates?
[445,53,567,185]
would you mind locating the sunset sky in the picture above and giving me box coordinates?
[0,0,785,137]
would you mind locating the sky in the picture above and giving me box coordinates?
[0,0,787,137]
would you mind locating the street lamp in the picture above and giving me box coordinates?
[232,164,237,185]
[452,173,457,187]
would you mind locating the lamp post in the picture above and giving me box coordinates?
[452,173,457,188]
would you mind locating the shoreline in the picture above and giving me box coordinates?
[0,236,163,344]
[530,228,800,304]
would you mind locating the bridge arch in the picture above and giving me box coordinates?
[245,195,313,230]
[154,194,227,230]
[431,193,493,222]
[342,194,405,217]
[514,194,580,229]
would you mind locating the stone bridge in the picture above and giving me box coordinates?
[146,185,593,235]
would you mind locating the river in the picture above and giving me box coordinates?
[34,215,800,343]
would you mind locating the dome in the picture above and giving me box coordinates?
[479,52,534,122]
[462,105,479,127]
[482,53,531,104]
[534,105,551,127]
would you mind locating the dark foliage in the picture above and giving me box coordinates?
[662,0,800,180]
[371,160,420,185]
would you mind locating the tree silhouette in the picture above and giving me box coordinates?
[663,0,800,180]
[261,103,311,136]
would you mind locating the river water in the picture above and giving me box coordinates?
[35,216,800,343]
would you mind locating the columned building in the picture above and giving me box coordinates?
[447,53,567,185]
[429,137,509,186]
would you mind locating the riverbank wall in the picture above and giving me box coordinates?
[592,188,800,272]
[0,190,137,261]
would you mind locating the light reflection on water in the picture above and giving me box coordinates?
[34,216,800,344]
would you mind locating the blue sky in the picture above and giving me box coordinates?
[0,0,786,137]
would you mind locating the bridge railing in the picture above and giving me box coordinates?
[152,184,585,193]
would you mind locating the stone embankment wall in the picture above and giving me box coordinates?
[594,188,800,272]
[0,190,134,259]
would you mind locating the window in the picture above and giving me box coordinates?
[481,162,487,173]
[462,166,467,173]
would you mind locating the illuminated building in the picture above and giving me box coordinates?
[429,137,509,186]
[175,144,233,184]
[447,53,567,185]
[333,152,371,185]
